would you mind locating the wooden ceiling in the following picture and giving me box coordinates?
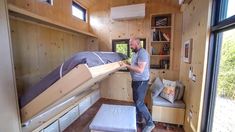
[76,0,98,9]
[77,0,182,9]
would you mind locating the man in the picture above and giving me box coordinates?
[121,37,155,132]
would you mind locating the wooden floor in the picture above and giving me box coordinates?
[64,98,184,132]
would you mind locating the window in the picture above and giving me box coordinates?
[40,0,53,5]
[72,1,86,21]
[112,39,146,58]
[201,0,235,131]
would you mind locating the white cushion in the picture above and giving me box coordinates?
[89,104,136,132]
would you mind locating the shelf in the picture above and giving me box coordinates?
[8,4,97,38]
[150,13,173,70]
[151,55,170,57]
[151,41,170,43]
[151,26,171,29]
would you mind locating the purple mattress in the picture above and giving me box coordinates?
[20,52,127,108]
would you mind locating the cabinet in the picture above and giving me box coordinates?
[150,13,173,70]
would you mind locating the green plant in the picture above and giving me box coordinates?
[217,29,235,99]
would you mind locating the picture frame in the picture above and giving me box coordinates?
[183,39,193,63]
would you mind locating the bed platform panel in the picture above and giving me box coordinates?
[21,62,122,123]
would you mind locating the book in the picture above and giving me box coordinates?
[163,33,170,41]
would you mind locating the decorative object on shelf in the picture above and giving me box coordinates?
[183,39,193,64]
[160,59,169,69]
[162,43,170,55]
[155,16,168,26]
[151,45,157,55]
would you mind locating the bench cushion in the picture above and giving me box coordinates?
[89,104,136,132]
[152,96,185,109]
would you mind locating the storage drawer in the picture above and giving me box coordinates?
[43,120,59,132]
[91,89,100,105]
[59,106,79,131]
[152,105,185,125]
[79,96,91,115]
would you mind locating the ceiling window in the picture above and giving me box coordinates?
[72,1,86,21]
[40,0,53,5]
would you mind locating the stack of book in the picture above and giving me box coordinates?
[153,30,170,41]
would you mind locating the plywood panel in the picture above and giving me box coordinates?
[100,72,133,102]
[10,18,87,96]
[8,0,89,34]
[152,106,185,125]
[179,0,212,131]
[89,0,182,80]
[0,0,21,131]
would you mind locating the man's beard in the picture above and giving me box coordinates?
[131,48,138,53]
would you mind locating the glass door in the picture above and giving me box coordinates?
[212,29,235,132]
[202,0,235,131]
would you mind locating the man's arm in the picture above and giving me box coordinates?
[122,61,147,73]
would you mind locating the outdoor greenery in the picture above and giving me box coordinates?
[116,43,128,56]
[217,29,235,99]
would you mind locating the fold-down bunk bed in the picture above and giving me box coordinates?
[19,52,127,131]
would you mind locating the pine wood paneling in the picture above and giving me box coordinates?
[8,0,89,34]
[0,0,21,131]
[10,18,87,96]
[179,0,212,131]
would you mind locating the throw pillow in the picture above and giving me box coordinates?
[150,77,164,98]
[176,81,185,100]
[160,79,177,103]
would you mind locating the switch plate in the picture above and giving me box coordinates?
[192,74,196,82]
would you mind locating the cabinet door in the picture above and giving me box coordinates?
[100,72,133,102]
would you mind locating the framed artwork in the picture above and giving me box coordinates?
[183,39,193,63]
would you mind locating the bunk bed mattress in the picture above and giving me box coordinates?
[89,104,137,132]
[20,52,127,108]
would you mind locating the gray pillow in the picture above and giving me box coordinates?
[150,77,164,98]
[176,81,185,100]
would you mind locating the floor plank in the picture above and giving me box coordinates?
[64,98,184,132]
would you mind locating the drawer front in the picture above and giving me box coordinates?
[59,106,79,131]
[152,105,185,125]
[44,121,59,132]
[79,96,91,115]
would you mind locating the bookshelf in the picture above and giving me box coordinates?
[150,13,173,70]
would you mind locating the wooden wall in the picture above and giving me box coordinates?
[0,0,21,131]
[179,0,212,131]
[10,17,89,96]
[7,0,89,33]
[89,0,182,78]
[89,0,182,102]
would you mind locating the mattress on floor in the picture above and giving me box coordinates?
[20,52,127,108]
[89,104,137,132]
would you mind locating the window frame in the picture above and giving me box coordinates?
[72,1,87,22]
[112,38,146,58]
[201,0,235,131]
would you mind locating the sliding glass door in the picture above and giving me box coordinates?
[202,0,235,131]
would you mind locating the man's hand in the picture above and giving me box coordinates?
[119,61,129,67]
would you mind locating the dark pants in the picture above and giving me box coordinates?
[132,80,153,126]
